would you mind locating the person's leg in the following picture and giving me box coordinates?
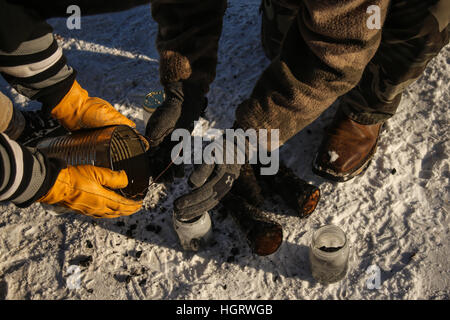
[151,0,227,96]
[313,0,449,182]
[342,0,449,125]
[145,0,227,182]
[260,0,299,60]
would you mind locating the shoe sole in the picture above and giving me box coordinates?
[312,151,375,182]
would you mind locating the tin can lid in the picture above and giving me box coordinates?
[110,125,151,201]
[143,90,165,113]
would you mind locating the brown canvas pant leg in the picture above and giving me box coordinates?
[341,0,450,125]
[151,0,227,95]
[235,0,390,150]
[260,0,300,60]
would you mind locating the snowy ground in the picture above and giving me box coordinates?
[0,1,449,300]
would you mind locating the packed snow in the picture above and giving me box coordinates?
[0,1,448,300]
[328,151,340,164]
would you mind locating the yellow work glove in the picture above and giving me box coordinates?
[51,80,136,131]
[38,165,142,218]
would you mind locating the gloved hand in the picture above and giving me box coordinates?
[145,82,207,183]
[173,136,243,221]
[38,165,142,218]
[51,80,136,131]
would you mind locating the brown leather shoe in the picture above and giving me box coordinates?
[312,109,383,182]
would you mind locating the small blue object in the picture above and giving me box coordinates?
[143,90,165,113]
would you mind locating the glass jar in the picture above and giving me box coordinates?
[173,212,213,251]
[309,225,349,284]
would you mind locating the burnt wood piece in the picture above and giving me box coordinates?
[260,164,320,218]
[223,193,282,256]
[230,163,264,207]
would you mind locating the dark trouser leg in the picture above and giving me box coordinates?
[260,0,299,60]
[144,1,226,182]
[151,0,227,95]
[341,0,449,125]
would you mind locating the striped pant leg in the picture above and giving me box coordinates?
[341,0,450,125]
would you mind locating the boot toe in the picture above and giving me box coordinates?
[312,110,382,182]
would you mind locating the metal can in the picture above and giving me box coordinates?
[36,125,151,200]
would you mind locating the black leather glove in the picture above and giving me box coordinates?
[174,135,245,221]
[145,82,207,183]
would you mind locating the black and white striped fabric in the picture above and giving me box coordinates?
[0,0,149,209]
[0,31,75,113]
[0,133,49,207]
[0,0,151,113]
